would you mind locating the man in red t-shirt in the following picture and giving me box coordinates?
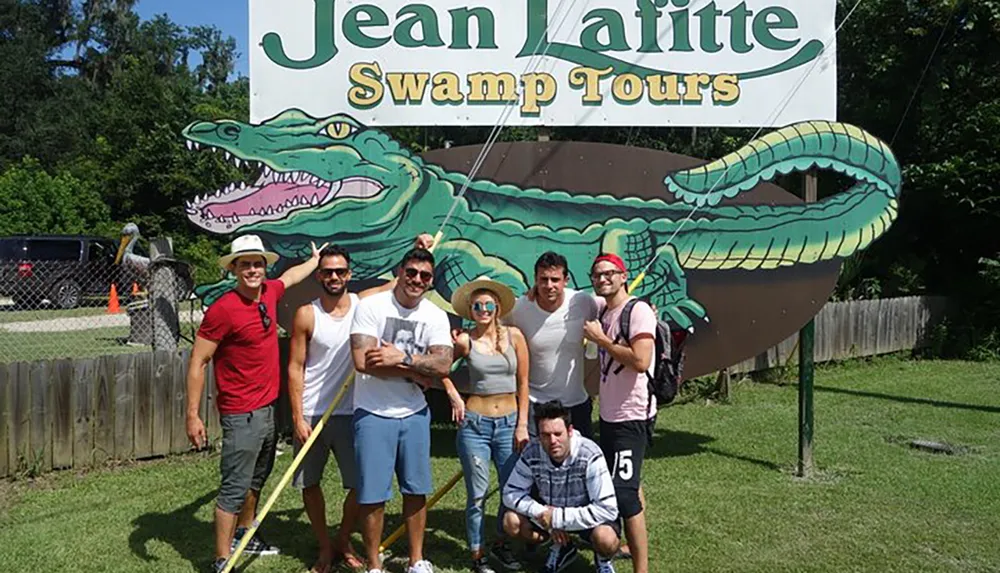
[185,234,327,573]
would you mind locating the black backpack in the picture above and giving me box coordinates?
[599,298,688,409]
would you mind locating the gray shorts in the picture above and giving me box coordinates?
[218,403,277,514]
[293,415,357,490]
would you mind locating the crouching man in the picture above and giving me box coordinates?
[501,400,620,573]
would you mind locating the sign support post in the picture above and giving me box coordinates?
[797,171,818,478]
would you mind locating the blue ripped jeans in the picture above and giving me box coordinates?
[455,410,519,552]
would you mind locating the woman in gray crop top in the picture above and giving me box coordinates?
[442,276,530,573]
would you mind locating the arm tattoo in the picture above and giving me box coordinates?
[350,334,377,350]
[410,345,453,377]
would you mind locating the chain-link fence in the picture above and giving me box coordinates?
[0,237,199,364]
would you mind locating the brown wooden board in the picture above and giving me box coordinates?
[51,359,74,470]
[172,350,191,454]
[133,352,154,459]
[151,351,173,457]
[10,363,31,473]
[204,361,219,445]
[72,358,95,468]
[93,356,115,464]
[114,354,136,460]
[29,361,52,472]
[0,364,10,477]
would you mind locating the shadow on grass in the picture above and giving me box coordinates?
[812,384,1000,414]
[430,423,460,460]
[128,490,216,570]
[128,490,318,572]
[648,429,782,471]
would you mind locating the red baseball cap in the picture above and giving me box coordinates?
[592,253,627,273]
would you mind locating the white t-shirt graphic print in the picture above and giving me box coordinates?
[350,290,452,418]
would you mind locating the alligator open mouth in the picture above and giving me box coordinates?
[184,141,384,232]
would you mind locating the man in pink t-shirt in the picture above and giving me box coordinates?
[582,252,656,573]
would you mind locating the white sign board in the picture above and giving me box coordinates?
[249,0,837,127]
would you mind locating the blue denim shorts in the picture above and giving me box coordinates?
[353,407,432,504]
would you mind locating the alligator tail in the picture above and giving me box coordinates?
[664,121,900,207]
[657,121,903,271]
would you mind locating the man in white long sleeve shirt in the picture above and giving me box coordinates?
[502,400,620,573]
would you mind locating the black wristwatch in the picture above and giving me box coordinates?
[403,351,414,366]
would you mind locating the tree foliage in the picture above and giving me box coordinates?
[1,0,999,354]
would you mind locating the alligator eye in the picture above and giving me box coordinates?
[324,122,355,139]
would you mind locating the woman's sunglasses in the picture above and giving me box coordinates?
[472,301,497,314]
[404,267,434,283]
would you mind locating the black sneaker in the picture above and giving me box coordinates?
[210,557,228,573]
[472,555,498,573]
[231,527,280,556]
[542,543,578,573]
[490,543,522,571]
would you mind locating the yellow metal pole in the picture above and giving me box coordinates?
[379,469,465,553]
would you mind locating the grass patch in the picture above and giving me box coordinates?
[1,358,999,572]
[0,326,195,362]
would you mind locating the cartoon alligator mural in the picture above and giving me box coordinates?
[182,110,901,333]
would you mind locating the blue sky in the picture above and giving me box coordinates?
[135,0,250,77]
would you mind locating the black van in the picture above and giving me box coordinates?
[0,235,140,309]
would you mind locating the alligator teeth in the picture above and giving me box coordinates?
[266,206,274,215]
[291,196,299,206]
[192,141,200,150]
[225,151,232,161]
[311,195,319,206]
[248,207,257,216]
[185,140,194,150]
[263,165,272,177]
[234,158,242,168]
[232,215,240,223]
[215,189,222,198]
[277,204,284,213]
[285,199,294,207]
[239,182,247,190]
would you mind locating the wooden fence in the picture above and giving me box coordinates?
[729,295,950,373]
[0,295,949,479]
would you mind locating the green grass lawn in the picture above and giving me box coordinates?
[0,300,200,362]
[1,357,999,572]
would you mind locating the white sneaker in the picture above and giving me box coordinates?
[367,569,384,573]
[408,560,434,573]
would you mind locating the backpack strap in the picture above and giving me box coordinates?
[602,298,643,377]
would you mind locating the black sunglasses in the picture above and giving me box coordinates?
[404,267,434,283]
[257,302,271,331]
[318,267,350,278]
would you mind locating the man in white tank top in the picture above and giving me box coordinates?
[288,244,385,572]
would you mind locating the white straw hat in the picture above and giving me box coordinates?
[217,234,279,269]
[450,275,516,321]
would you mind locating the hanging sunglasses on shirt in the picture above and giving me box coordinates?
[257,302,271,331]
[472,301,497,314]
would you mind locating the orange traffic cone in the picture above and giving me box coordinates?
[107,284,121,314]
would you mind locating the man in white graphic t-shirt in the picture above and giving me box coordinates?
[349,247,453,573]
[507,252,599,439]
